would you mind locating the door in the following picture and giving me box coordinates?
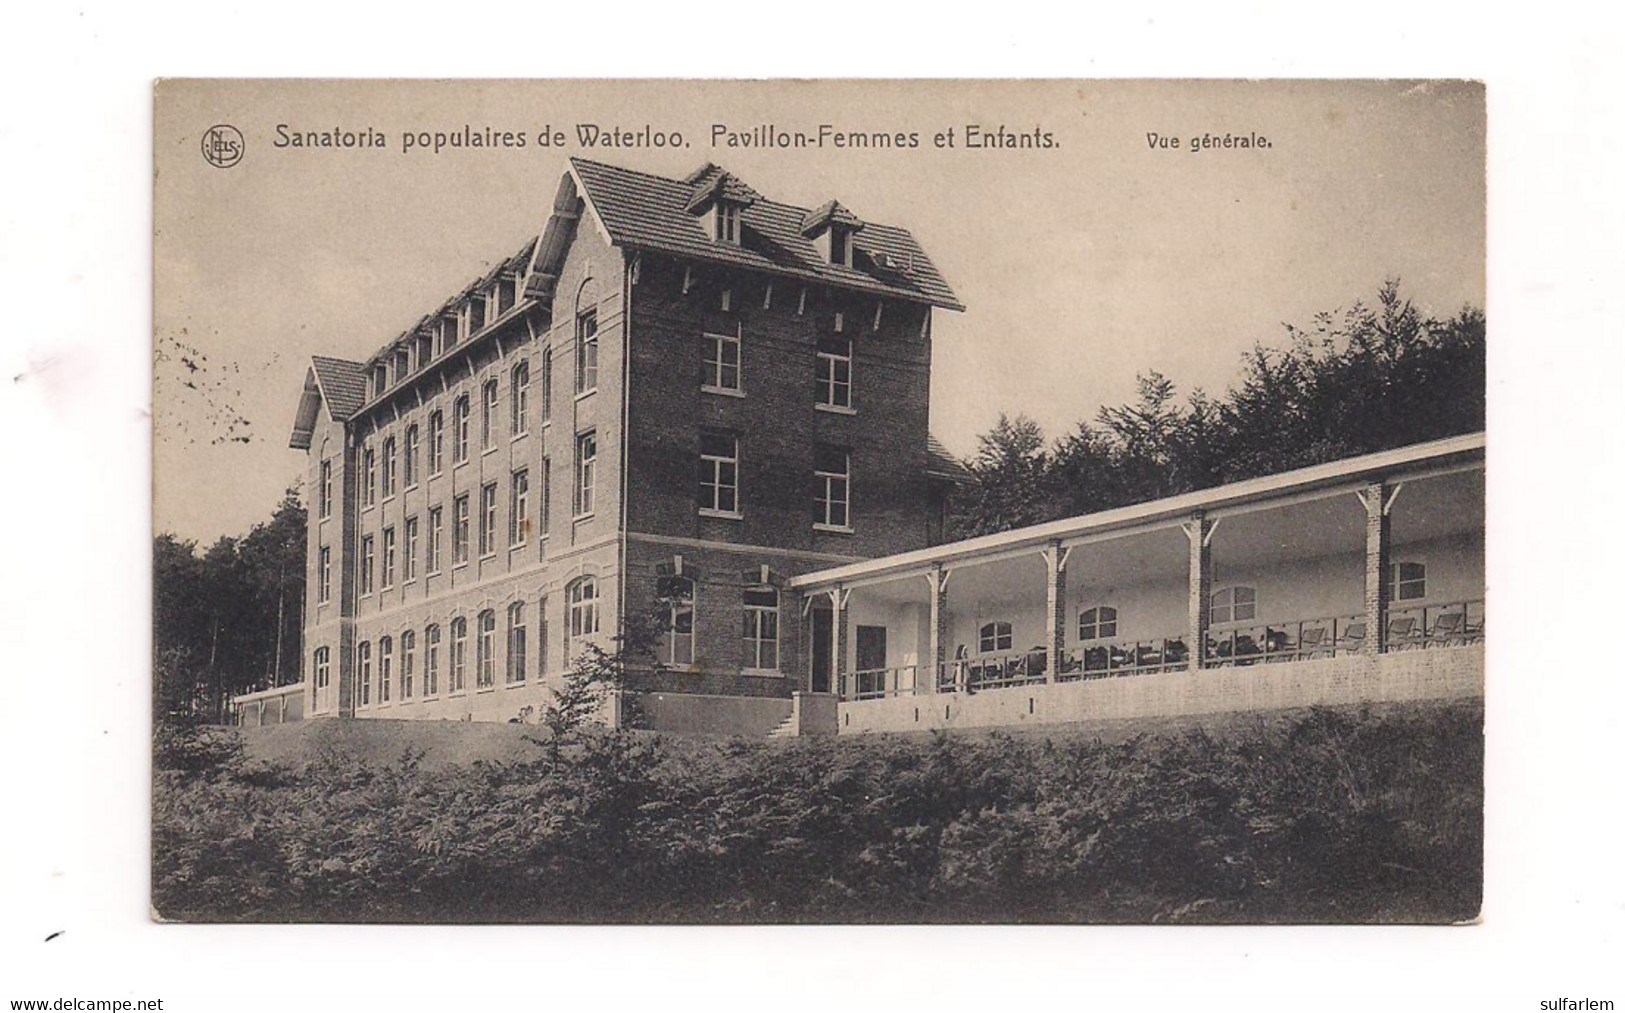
[856,625,888,698]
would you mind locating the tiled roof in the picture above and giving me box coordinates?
[926,435,976,485]
[801,199,864,236]
[310,355,367,420]
[570,157,964,311]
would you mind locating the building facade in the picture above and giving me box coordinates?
[287,158,968,728]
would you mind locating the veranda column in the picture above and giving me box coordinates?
[924,564,950,695]
[1042,539,1070,683]
[1361,481,1392,656]
[1184,512,1213,672]
[830,586,850,699]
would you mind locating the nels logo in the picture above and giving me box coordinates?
[202,124,244,169]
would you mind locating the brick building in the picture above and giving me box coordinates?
[287,157,969,730]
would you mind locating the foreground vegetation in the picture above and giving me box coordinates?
[153,702,1481,924]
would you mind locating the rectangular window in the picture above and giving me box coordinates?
[506,603,527,684]
[469,295,486,334]
[814,445,850,529]
[318,546,331,604]
[512,363,530,436]
[699,432,740,515]
[717,203,741,244]
[481,380,499,450]
[743,587,780,671]
[574,431,597,517]
[575,310,599,394]
[362,446,377,507]
[428,506,443,574]
[440,315,459,352]
[404,516,419,582]
[318,460,332,519]
[381,526,397,589]
[816,337,853,409]
[454,396,470,463]
[498,275,516,315]
[453,494,470,564]
[479,483,498,557]
[359,535,375,595]
[703,330,741,392]
[428,411,444,475]
[541,349,553,423]
[540,457,552,538]
[381,438,397,497]
[510,469,530,546]
[657,575,695,667]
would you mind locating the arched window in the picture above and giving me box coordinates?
[313,647,331,699]
[476,610,496,688]
[507,602,527,683]
[400,630,415,699]
[743,585,779,672]
[378,635,393,703]
[1210,586,1257,625]
[657,575,695,667]
[481,379,499,450]
[356,641,372,707]
[978,621,1013,654]
[450,617,468,692]
[427,410,445,475]
[566,577,599,659]
[1386,561,1427,602]
[381,436,397,498]
[1078,606,1119,641]
[403,424,419,487]
[453,395,471,463]
[424,624,441,696]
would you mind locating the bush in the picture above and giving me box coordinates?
[152,703,1482,923]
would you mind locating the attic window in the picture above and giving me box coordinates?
[830,228,851,267]
[717,203,742,244]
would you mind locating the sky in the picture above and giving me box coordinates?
[153,79,1484,544]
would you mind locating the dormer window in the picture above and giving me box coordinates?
[800,200,865,267]
[468,296,486,334]
[373,366,388,397]
[440,315,459,352]
[393,349,409,382]
[717,202,741,244]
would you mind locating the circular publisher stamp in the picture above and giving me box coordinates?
[201,124,245,169]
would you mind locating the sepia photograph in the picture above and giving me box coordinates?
[150,79,1487,925]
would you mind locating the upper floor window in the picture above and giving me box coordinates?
[403,516,419,582]
[498,275,517,315]
[427,506,443,574]
[510,469,530,547]
[717,202,742,244]
[453,494,470,565]
[449,617,468,693]
[816,337,852,409]
[317,546,331,604]
[575,310,599,395]
[1387,561,1427,602]
[393,349,409,383]
[478,483,498,557]
[468,296,486,335]
[381,436,397,498]
[318,459,332,519]
[453,395,471,463]
[743,585,780,672]
[381,526,397,589]
[476,609,496,689]
[1210,586,1257,625]
[657,575,696,667]
[540,349,553,423]
[403,425,419,487]
[575,431,597,517]
[566,576,599,658]
[814,445,850,530]
[540,457,551,538]
[978,621,1013,655]
[415,333,433,369]
[506,602,527,684]
[512,363,530,436]
[704,329,741,392]
[362,446,377,508]
[699,433,740,516]
[481,379,499,450]
[359,535,375,595]
[1079,606,1119,641]
[439,315,459,353]
[427,410,445,475]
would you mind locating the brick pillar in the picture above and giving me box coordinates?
[924,565,948,695]
[1362,481,1391,656]
[831,586,849,700]
[1186,512,1212,672]
[1043,539,1068,683]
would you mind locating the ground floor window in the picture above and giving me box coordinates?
[1387,561,1427,602]
[979,621,1013,654]
[476,609,496,688]
[400,630,415,698]
[424,624,441,696]
[567,577,599,660]
[1210,586,1257,624]
[356,641,372,706]
[450,617,468,692]
[378,636,393,703]
[1079,605,1119,641]
[658,574,695,666]
[743,586,779,671]
[507,602,527,683]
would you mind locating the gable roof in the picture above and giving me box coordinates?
[925,434,977,485]
[569,157,964,311]
[310,356,367,419]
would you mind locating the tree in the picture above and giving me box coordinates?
[952,413,1050,537]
